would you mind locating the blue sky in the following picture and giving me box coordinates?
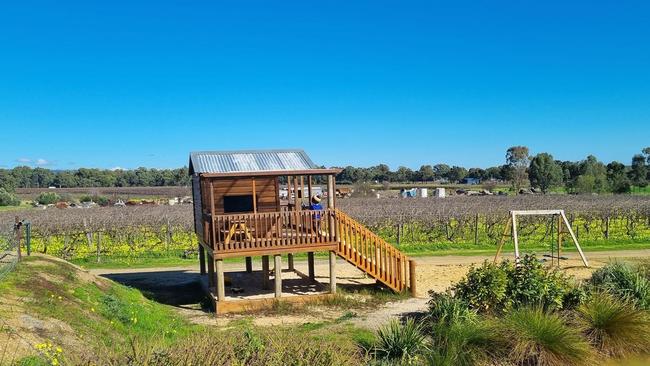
[1,1,648,170]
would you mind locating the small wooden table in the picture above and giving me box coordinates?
[224,220,253,245]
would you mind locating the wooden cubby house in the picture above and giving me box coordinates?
[189,149,415,314]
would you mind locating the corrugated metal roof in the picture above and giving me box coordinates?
[189,149,319,175]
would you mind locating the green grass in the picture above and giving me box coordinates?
[631,186,650,195]
[70,255,199,269]
[2,255,375,365]
[0,201,32,212]
[65,238,650,270]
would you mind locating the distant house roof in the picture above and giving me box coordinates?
[189,149,340,177]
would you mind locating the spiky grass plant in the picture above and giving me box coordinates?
[576,292,650,357]
[427,318,499,366]
[375,318,427,364]
[499,307,592,366]
[427,292,477,326]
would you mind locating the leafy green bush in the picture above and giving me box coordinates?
[498,307,592,366]
[453,255,577,313]
[374,319,427,363]
[576,291,650,357]
[36,191,61,205]
[0,188,20,206]
[453,261,508,313]
[591,262,650,309]
[79,194,109,206]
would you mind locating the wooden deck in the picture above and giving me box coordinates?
[203,209,415,294]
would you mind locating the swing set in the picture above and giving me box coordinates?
[494,210,589,267]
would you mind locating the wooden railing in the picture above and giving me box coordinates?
[208,208,414,294]
[334,209,412,293]
[209,209,337,257]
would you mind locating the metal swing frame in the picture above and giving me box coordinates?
[494,210,589,267]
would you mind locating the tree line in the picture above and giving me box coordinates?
[0,167,190,191]
[0,146,648,195]
[335,146,650,194]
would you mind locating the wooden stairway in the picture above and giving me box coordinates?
[334,209,415,294]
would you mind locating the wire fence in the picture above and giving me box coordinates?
[0,221,18,282]
[0,219,46,365]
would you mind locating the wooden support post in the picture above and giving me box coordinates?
[327,175,335,209]
[494,216,512,263]
[287,253,294,271]
[409,259,417,297]
[262,256,270,290]
[560,211,589,267]
[307,252,315,280]
[245,256,253,273]
[274,255,282,298]
[207,256,214,288]
[199,244,206,275]
[215,259,225,301]
[329,251,337,294]
[557,215,563,267]
[512,212,520,264]
[307,176,313,201]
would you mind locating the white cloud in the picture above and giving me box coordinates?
[35,158,51,166]
[110,166,125,171]
[16,158,32,163]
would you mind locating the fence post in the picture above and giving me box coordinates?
[474,213,479,245]
[96,232,102,263]
[14,217,22,261]
[25,222,31,256]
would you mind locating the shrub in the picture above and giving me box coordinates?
[80,194,109,206]
[427,292,476,326]
[0,188,20,206]
[591,262,650,309]
[375,319,427,363]
[453,255,576,313]
[36,191,61,205]
[498,307,592,366]
[453,261,508,313]
[506,255,575,311]
[576,291,650,357]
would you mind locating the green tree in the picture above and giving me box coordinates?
[528,153,563,193]
[505,146,530,191]
[629,154,648,187]
[433,164,451,181]
[607,161,631,193]
[0,170,17,192]
[447,166,468,183]
[417,165,435,182]
[572,155,610,194]
[393,166,414,182]
[0,188,20,206]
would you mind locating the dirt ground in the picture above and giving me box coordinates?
[91,249,650,330]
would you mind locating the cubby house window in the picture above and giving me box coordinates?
[223,195,254,213]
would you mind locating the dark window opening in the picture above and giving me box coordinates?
[223,195,254,213]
